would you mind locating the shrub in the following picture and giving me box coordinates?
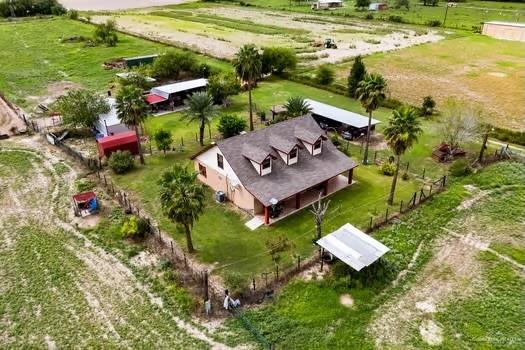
[152,51,199,80]
[218,114,247,138]
[316,64,335,85]
[331,134,341,147]
[224,272,247,295]
[491,127,525,147]
[108,150,135,174]
[154,129,173,155]
[449,159,472,177]
[76,178,96,192]
[380,162,396,176]
[121,216,138,238]
[261,47,297,76]
[348,56,367,98]
[401,172,410,181]
[427,20,442,27]
[68,10,79,20]
[93,20,119,47]
[207,73,240,105]
[136,217,151,236]
[0,0,65,17]
[381,97,404,110]
[365,13,374,20]
[396,0,410,9]
[355,0,371,9]
[388,15,404,23]
[421,96,436,116]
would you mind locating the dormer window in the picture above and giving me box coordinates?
[313,139,322,155]
[262,158,271,170]
[288,147,298,165]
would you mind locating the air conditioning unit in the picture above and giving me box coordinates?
[215,191,226,203]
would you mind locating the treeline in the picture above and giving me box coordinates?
[0,0,66,18]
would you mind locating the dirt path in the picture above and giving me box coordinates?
[0,96,26,135]
[0,136,234,349]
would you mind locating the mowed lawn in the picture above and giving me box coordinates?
[334,33,525,130]
[0,17,230,108]
[113,79,443,278]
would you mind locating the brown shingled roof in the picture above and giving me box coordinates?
[216,115,357,207]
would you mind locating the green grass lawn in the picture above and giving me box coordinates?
[0,17,230,108]
[223,161,525,350]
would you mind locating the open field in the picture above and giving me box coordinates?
[234,0,525,30]
[0,18,229,109]
[60,0,195,11]
[92,4,443,63]
[0,137,231,349]
[326,33,525,130]
[225,161,525,349]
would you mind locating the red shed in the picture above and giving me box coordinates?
[97,131,139,158]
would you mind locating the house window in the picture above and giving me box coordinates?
[314,139,322,150]
[217,153,224,169]
[262,158,271,170]
[198,163,207,178]
[289,148,298,159]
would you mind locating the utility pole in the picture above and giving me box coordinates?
[443,3,450,27]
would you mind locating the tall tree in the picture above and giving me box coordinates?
[56,89,109,129]
[356,73,387,164]
[348,56,367,98]
[233,44,262,131]
[383,107,423,205]
[184,91,215,146]
[284,97,312,118]
[159,164,206,253]
[116,85,149,165]
[439,98,480,158]
[310,193,330,241]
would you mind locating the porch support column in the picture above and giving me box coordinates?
[295,193,301,209]
[323,180,328,196]
[348,168,354,184]
[264,206,269,225]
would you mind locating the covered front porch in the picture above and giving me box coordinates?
[255,169,354,225]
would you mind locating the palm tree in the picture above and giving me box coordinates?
[183,91,215,146]
[284,97,312,118]
[116,85,149,165]
[356,73,387,165]
[384,107,423,205]
[233,44,262,131]
[159,164,206,253]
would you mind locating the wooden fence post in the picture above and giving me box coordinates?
[422,168,426,179]
[320,248,324,272]
[399,200,404,213]
[369,216,373,231]
[296,255,301,271]
[429,184,433,196]
[252,277,256,291]
[275,265,279,281]
[385,207,389,223]
[405,162,410,172]
[204,270,209,302]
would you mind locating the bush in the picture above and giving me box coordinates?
[108,151,135,174]
[388,15,404,23]
[224,272,247,295]
[491,127,525,146]
[331,134,341,147]
[365,13,374,20]
[0,0,65,18]
[68,10,79,20]
[427,20,442,27]
[76,178,96,192]
[154,129,173,155]
[401,172,410,181]
[316,64,335,85]
[381,97,404,110]
[380,162,396,176]
[207,73,240,105]
[94,20,119,47]
[449,159,472,177]
[421,96,436,116]
[331,258,396,287]
[355,0,371,9]
[121,216,150,238]
[218,114,247,138]
[261,47,297,76]
[152,51,199,80]
[136,217,151,236]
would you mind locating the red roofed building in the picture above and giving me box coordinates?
[97,131,139,158]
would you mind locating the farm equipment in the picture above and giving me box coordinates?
[324,38,338,49]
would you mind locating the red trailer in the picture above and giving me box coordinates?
[97,131,139,158]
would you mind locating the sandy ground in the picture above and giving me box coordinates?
[59,0,196,11]
[93,7,442,62]
[0,97,26,135]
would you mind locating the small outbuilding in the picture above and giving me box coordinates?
[123,54,159,68]
[312,0,343,10]
[305,99,381,139]
[149,78,208,107]
[93,98,130,137]
[97,131,139,158]
[369,2,388,11]
[73,192,99,217]
[317,223,390,271]
[482,21,525,42]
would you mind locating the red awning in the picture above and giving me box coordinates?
[73,191,96,203]
[98,131,137,148]
[145,94,167,105]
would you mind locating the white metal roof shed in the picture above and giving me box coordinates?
[93,98,130,137]
[305,99,380,129]
[317,223,390,271]
[151,78,208,99]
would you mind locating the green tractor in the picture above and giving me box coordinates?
[324,38,338,49]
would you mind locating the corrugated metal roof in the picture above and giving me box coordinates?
[484,21,525,28]
[151,78,208,99]
[97,131,137,149]
[317,223,389,271]
[305,99,380,129]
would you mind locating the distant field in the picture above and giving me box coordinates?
[0,18,229,109]
[235,0,525,30]
[342,34,525,130]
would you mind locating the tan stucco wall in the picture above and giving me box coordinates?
[482,23,525,42]
[194,161,256,213]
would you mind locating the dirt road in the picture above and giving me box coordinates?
[0,97,26,135]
